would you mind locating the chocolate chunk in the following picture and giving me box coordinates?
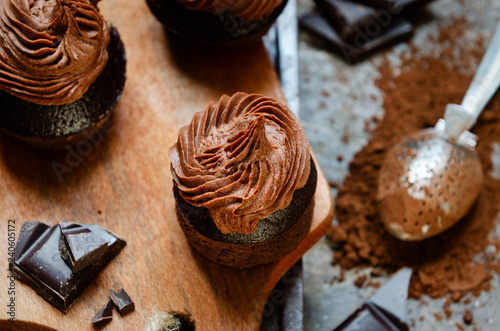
[334,268,412,331]
[11,221,126,313]
[313,0,390,43]
[14,222,49,261]
[92,299,114,324]
[59,221,109,273]
[300,13,413,62]
[109,289,135,316]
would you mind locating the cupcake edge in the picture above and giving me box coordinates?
[174,157,317,269]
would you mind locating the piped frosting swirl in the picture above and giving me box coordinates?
[0,0,109,105]
[175,0,284,21]
[169,93,311,235]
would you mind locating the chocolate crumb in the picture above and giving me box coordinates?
[337,154,344,162]
[451,291,462,302]
[443,298,452,319]
[109,288,135,316]
[341,134,349,144]
[92,299,113,324]
[328,180,338,188]
[370,269,383,277]
[456,322,465,331]
[434,312,443,321]
[338,269,345,282]
[366,280,380,288]
[327,225,347,243]
[354,274,367,288]
[463,309,473,325]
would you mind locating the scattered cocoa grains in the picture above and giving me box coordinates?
[332,49,500,301]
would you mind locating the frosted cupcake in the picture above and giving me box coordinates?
[169,93,317,268]
[0,0,126,148]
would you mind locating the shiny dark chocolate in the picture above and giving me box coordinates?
[12,221,125,313]
[59,221,109,273]
[109,289,135,316]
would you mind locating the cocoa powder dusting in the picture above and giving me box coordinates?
[332,41,500,300]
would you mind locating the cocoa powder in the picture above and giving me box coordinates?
[330,42,500,300]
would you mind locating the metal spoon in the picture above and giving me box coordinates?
[377,24,500,241]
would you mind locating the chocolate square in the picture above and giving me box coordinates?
[300,13,413,62]
[59,221,109,273]
[12,221,126,313]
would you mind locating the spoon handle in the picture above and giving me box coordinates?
[462,23,500,127]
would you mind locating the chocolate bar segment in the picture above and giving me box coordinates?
[300,13,413,62]
[12,221,126,313]
[333,268,412,331]
[109,288,135,316]
[314,0,390,44]
[92,299,114,324]
[14,222,49,261]
[59,221,109,273]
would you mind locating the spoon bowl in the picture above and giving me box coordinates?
[377,128,483,241]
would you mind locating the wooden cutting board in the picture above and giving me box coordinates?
[0,1,334,330]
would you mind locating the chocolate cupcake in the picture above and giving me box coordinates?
[0,0,126,148]
[146,0,289,47]
[169,93,317,268]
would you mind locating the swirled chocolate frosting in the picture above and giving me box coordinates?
[0,0,109,105]
[169,93,311,234]
[175,0,284,21]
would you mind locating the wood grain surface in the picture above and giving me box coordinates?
[0,1,334,330]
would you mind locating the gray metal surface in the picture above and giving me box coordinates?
[297,0,500,330]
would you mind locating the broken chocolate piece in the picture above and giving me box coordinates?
[334,268,412,331]
[14,222,49,261]
[313,0,392,44]
[109,288,135,316]
[59,221,109,273]
[11,221,126,313]
[300,13,413,62]
[92,299,114,324]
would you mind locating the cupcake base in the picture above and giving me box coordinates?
[0,26,127,149]
[146,0,289,47]
[174,158,317,269]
